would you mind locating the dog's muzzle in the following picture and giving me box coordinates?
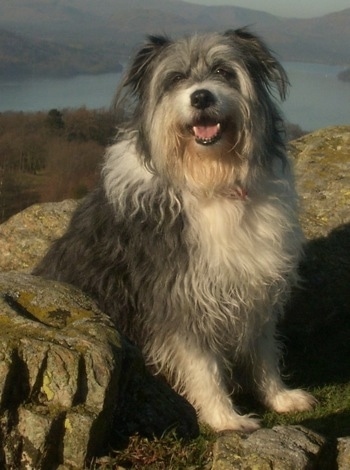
[190,89,222,146]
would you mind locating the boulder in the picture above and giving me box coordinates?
[0,199,78,272]
[0,271,119,469]
[0,272,197,469]
[282,126,350,386]
[338,437,350,470]
[291,125,350,238]
[212,425,330,470]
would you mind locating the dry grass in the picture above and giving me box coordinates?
[92,427,215,470]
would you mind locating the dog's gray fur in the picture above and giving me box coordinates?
[34,29,315,431]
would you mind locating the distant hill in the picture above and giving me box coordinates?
[0,30,122,78]
[0,30,122,77]
[0,0,349,78]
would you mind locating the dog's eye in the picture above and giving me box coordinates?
[171,73,186,84]
[163,72,187,92]
[214,68,236,81]
[164,72,186,91]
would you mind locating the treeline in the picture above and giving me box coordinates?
[0,110,307,223]
[0,108,116,223]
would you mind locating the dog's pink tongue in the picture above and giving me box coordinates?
[193,124,219,139]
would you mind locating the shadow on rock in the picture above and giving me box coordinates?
[300,408,350,440]
[282,223,350,387]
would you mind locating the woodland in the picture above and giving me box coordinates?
[0,108,116,223]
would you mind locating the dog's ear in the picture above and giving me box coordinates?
[224,28,289,101]
[123,35,171,94]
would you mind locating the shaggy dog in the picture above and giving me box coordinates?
[34,29,315,432]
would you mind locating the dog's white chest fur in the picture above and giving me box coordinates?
[183,189,295,285]
[186,195,247,270]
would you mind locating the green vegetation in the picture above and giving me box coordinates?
[0,108,116,222]
[263,384,350,438]
[93,363,350,468]
[92,382,350,468]
[93,428,215,469]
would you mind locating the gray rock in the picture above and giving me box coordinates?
[0,271,121,469]
[0,199,78,272]
[338,437,350,470]
[0,272,198,469]
[212,425,329,470]
[290,125,350,238]
[282,126,350,381]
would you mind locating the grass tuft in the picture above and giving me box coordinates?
[92,427,215,470]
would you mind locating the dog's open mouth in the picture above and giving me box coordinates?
[192,122,222,145]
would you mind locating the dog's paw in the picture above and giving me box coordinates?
[268,388,317,413]
[223,414,261,433]
[206,413,260,433]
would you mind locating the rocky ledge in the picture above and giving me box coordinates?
[0,126,349,469]
[0,272,197,469]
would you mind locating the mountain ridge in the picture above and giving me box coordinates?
[0,29,122,78]
[0,1,349,78]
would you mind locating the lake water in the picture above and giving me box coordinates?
[0,62,349,131]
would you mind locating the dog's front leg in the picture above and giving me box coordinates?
[169,338,260,432]
[252,319,316,413]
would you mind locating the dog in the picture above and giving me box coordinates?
[34,28,316,432]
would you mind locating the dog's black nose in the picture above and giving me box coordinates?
[191,89,216,109]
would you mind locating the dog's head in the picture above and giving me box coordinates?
[114,29,288,195]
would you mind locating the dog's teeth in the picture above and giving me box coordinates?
[193,123,221,145]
